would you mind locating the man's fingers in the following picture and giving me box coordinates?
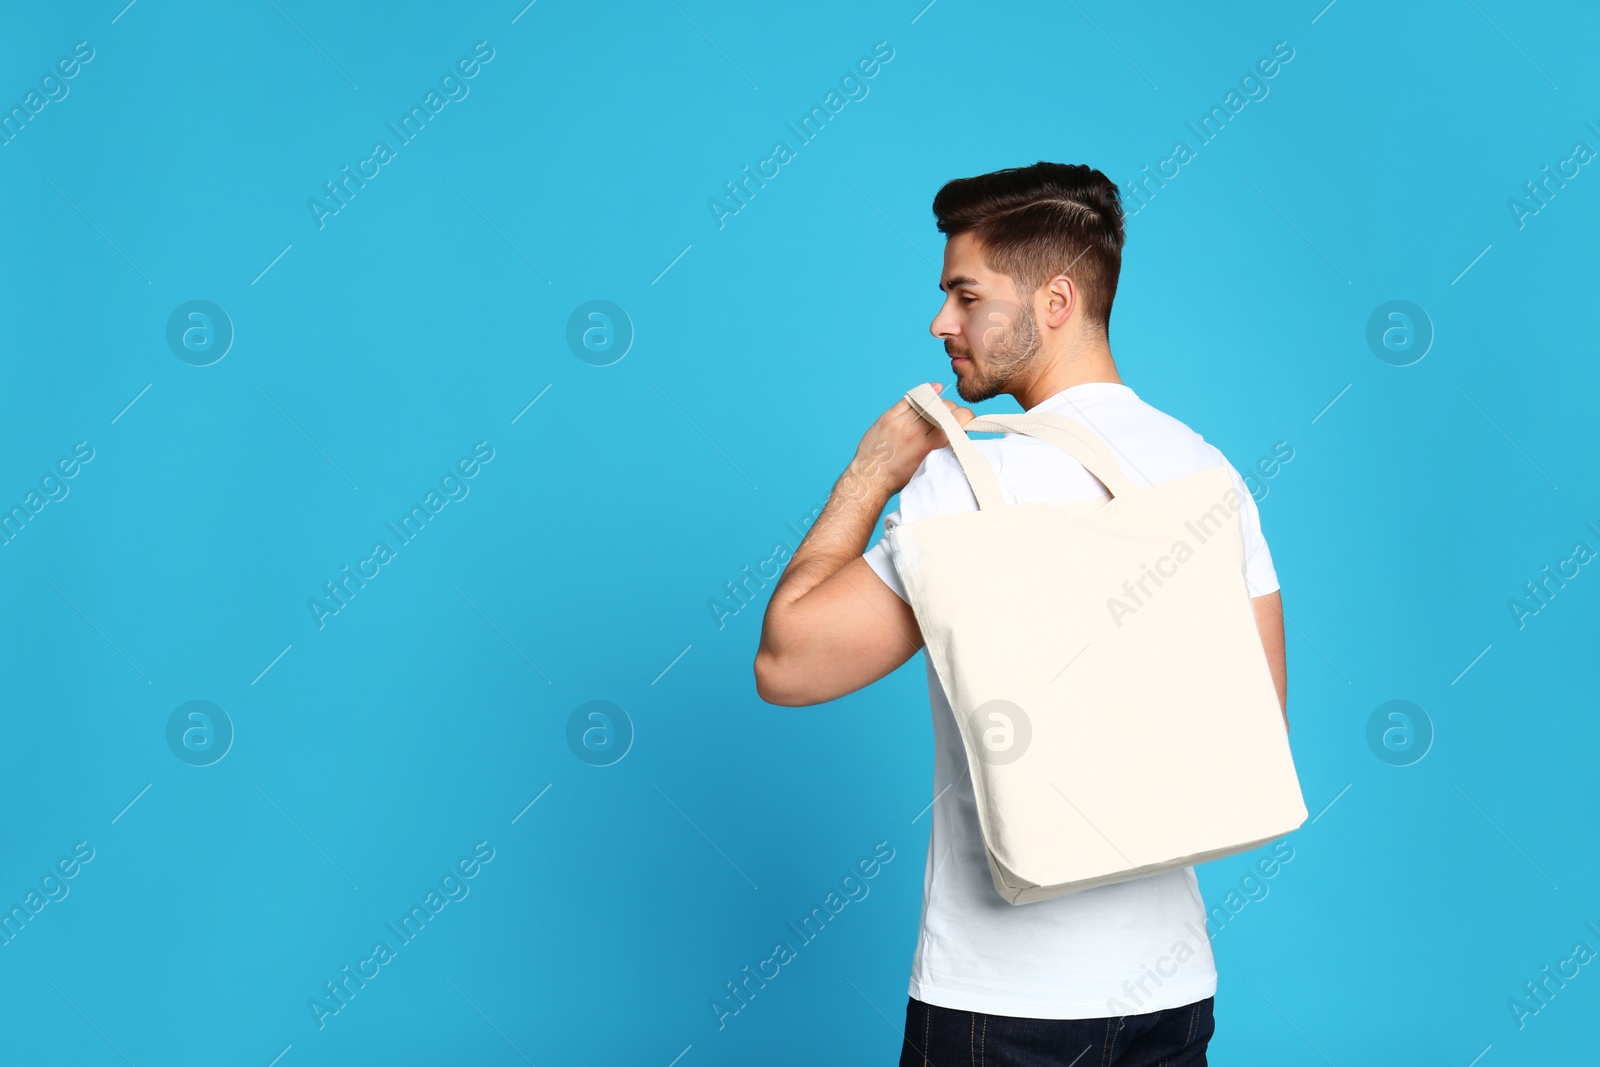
[941,398,975,427]
[885,383,972,439]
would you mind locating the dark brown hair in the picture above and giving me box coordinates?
[932,162,1125,336]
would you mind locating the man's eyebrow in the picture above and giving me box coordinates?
[939,274,981,292]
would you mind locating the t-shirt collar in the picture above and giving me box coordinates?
[1025,380,1136,413]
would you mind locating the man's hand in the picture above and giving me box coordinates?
[854,382,976,498]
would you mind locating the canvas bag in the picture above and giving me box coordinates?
[888,383,1307,905]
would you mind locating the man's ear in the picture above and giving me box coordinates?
[1042,274,1076,329]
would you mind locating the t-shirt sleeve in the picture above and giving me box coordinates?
[863,521,907,601]
[1225,462,1280,597]
[862,450,977,603]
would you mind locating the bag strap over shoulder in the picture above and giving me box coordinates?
[966,412,1138,498]
[904,382,1007,509]
[902,382,1138,509]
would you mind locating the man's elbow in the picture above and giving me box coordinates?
[753,649,790,706]
[753,649,813,707]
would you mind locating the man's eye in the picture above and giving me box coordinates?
[959,296,977,305]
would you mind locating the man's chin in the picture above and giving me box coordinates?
[954,377,997,404]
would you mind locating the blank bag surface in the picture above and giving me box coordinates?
[887,383,1307,905]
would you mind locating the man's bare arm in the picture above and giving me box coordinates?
[754,385,970,706]
[1251,590,1288,731]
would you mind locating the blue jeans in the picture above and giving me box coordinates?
[897,995,1214,1067]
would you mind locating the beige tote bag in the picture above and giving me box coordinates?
[889,383,1307,905]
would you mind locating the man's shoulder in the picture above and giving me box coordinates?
[1030,391,1229,478]
[898,445,981,518]
[896,393,1238,517]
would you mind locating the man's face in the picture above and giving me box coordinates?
[929,231,1042,404]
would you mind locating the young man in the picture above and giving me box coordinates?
[753,162,1287,1066]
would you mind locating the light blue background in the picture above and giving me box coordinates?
[2,1,1596,1064]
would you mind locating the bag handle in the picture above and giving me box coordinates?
[902,383,1138,509]
[966,412,1139,498]
[903,382,1007,509]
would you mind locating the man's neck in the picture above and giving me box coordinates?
[1013,344,1123,410]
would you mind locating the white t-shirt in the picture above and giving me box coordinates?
[863,381,1280,1019]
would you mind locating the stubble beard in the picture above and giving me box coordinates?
[948,302,1043,404]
